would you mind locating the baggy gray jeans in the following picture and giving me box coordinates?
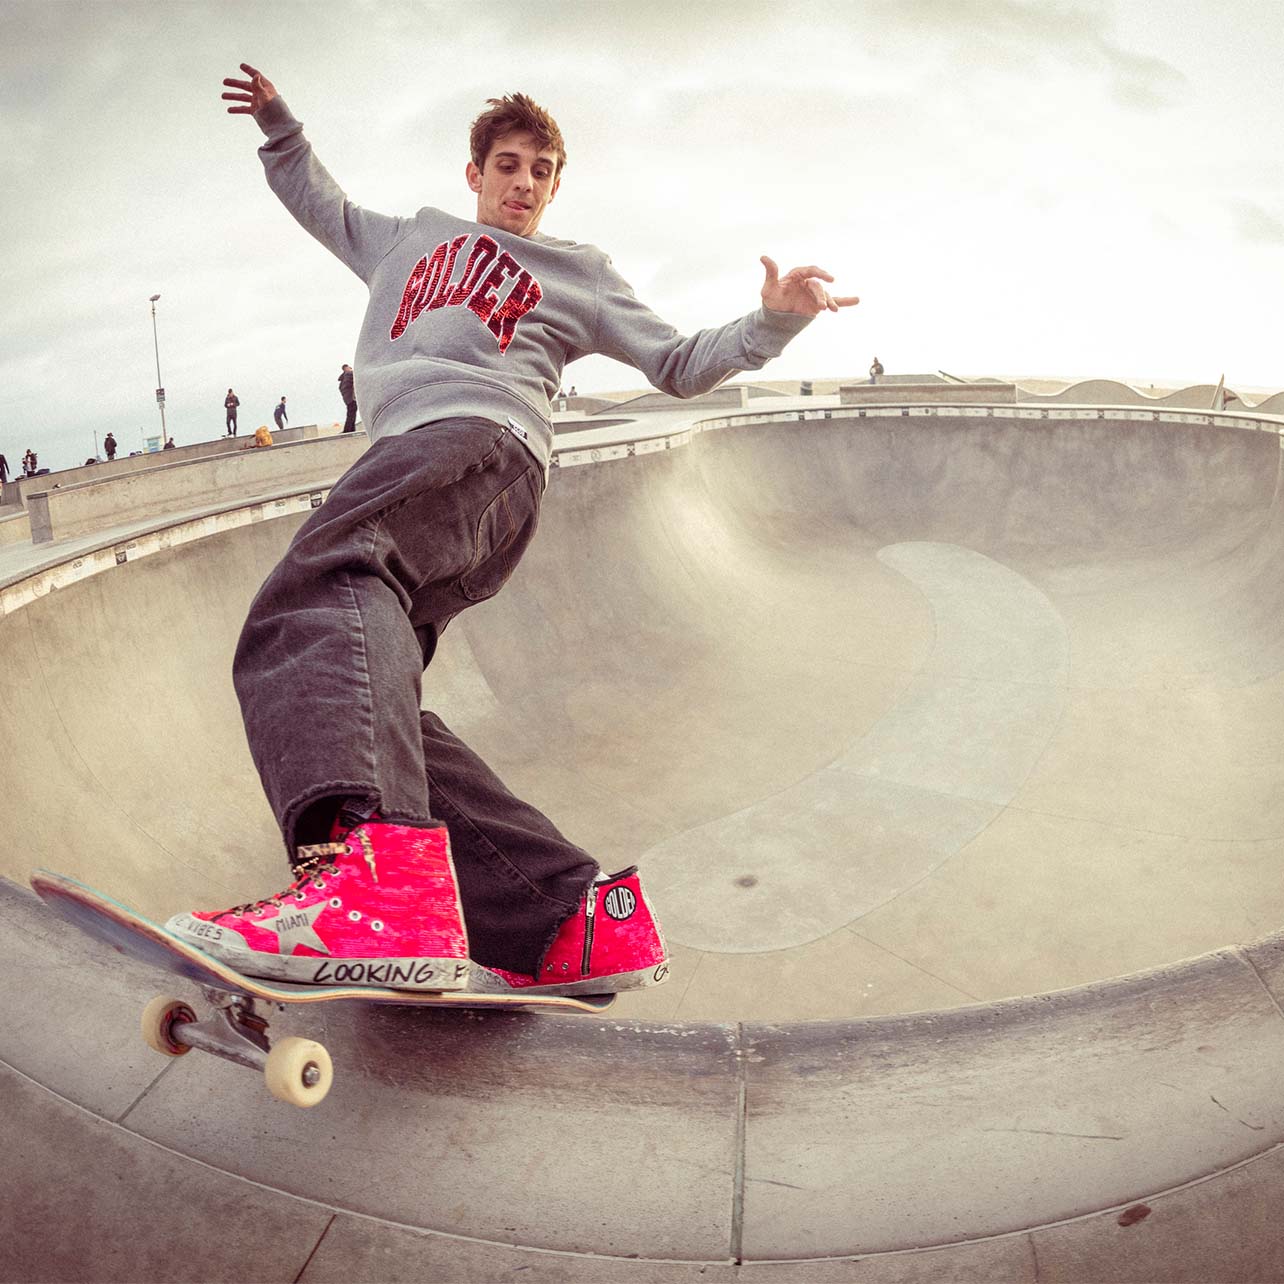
[232,417,597,976]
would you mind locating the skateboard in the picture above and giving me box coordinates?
[30,870,614,1108]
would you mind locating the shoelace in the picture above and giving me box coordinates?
[216,842,348,918]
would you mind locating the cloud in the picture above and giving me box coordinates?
[1093,36,1187,111]
[4,0,1275,473]
[870,0,1186,108]
[1229,199,1284,246]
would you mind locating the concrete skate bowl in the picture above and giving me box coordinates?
[6,404,1284,1279]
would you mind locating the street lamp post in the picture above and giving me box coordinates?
[149,294,167,448]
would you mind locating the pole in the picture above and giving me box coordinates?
[149,294,167,447]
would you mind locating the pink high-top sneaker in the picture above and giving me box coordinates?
[472,866,670,996]
[165,820,470,990]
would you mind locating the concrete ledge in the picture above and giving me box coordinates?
[552,416,634,434]
[27,432,367,544]
[840,381,1017,405]
[0,507,29,545]
[741,951,1284,1257]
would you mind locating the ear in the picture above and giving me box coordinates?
[549,173,561,203]
[465,160,483,195]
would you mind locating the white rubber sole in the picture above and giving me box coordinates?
[468,961,670,997]
[173,935,469,990]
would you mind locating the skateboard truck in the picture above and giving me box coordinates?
[141,988,334,1107]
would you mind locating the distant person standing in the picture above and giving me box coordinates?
[23,448,38,477]
[274,396,288,430]
[164,437,176,450]
[104,432,118,461]
[0,453,8,483]
[869,356,884,384]
[225,388,241,435]
[338,364,357,432]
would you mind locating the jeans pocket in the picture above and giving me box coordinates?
[459,469,539,603]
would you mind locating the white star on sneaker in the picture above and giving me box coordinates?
[259,900,331,955]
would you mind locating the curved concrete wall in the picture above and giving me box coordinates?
[6,399,1284,1278]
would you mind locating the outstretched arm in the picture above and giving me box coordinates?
[220,63,409,283]
[591,256,858,399]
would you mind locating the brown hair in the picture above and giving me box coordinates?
[469,93,566,177]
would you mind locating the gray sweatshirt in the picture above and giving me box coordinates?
[254,97,812,470]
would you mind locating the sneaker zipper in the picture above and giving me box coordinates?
[580,882,597,977]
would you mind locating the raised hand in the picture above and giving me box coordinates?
[222,63,278,116]
[760,256,859,317]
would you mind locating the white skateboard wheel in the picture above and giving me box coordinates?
[265,1036,333,1107]
[141,995,197,1057]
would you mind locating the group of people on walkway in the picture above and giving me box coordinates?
[224,364,359,437]
[4,449,42,480]
[0,449,47,483]
[4,364,355,484]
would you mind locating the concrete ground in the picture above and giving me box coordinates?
[4,397,1284,1281]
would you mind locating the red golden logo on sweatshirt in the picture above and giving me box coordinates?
[389,233,542,352]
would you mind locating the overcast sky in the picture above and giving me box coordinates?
[3,0,1283,470]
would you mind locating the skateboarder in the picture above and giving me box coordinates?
[168,62,858,996]
[274,396,288,430]
[225,388,240,435]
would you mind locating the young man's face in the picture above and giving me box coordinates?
[467,131,560,238]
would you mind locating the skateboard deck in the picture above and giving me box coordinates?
[31,869,614,1107]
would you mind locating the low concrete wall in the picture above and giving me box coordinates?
[2,425,326,511]
[0,508,30,546]
[840,380,1018,404]
[552,395,617,415]
[27,432,366,545]
[611,383,777,413]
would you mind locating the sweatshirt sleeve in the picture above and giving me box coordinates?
[591,256,813,398]
[254,97,410,283]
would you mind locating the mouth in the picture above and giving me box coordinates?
[503,200,531,215]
